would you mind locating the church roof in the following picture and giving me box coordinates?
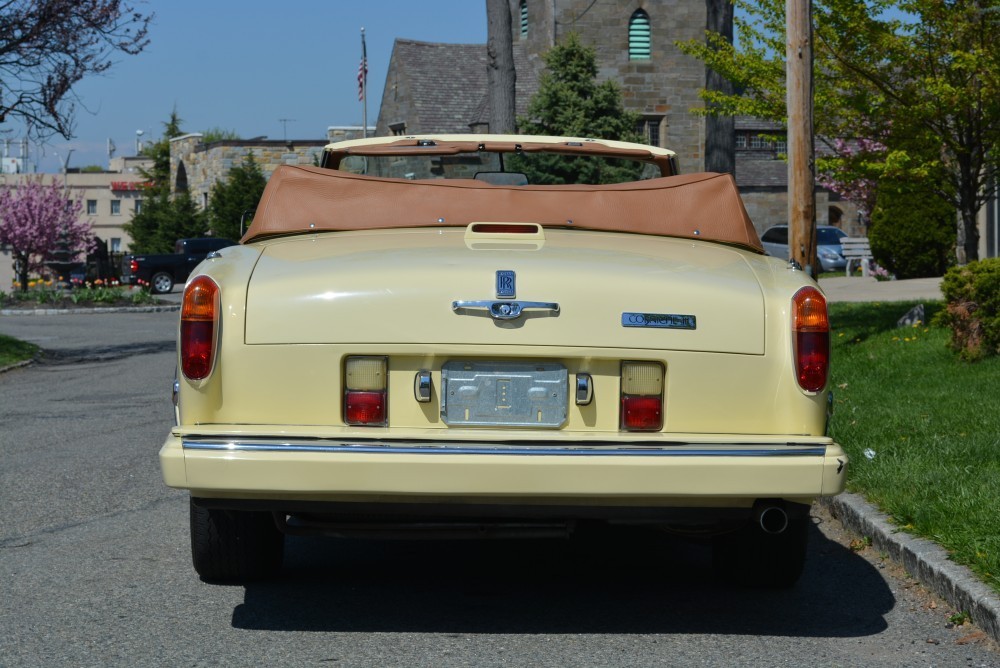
[386,38,540,134]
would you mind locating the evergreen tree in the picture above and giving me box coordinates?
[123,109,207,253]
[208,152,266,240]
[514,33,642,185]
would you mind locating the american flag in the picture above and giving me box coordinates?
[357,57,367,101]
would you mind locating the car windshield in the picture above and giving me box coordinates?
[338,151,663,185]
[817,227,847,245]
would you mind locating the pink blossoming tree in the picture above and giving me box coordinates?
[0,178,93,292]
[816,138,887,226]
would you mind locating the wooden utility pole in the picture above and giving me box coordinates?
[786,0,817,274]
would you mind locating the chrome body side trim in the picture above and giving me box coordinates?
[182,438,827,458]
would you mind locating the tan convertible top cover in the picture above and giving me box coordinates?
[242,165,764,253]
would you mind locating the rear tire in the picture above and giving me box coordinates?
[150,271,174,294]
[712,516,809,589]
[190,498,284,582]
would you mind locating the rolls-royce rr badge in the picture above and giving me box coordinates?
[496,270,516,299]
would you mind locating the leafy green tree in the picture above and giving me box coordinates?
[208,152,266,240]
[515,33,642,184]
[869,179,956,279]
[123,109,207,253]
[679,0,1000,262]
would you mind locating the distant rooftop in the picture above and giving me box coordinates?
[385,38,540,133]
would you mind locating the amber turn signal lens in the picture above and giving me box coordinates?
[180,276,220,381]
[792,287,830,393]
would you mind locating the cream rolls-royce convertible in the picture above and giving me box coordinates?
[160,135,846,587]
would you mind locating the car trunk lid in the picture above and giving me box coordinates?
[244,228,765,354]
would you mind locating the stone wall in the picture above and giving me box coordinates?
[740,189,864,238]
[169,127,370,208]
[170,135,326,207]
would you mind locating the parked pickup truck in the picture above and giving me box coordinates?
[121,238,236,294]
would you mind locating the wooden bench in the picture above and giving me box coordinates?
[841,237,873,277]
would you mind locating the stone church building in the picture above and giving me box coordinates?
[374,0,864,238]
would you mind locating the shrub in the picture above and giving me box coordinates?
[869,186,955,279]
[936,258,1000,361]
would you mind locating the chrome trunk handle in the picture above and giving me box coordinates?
[452,300,560,321]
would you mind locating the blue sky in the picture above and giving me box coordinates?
[11,1,486,173]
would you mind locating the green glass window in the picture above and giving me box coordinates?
[629,10,651,60]
[520,1,528,38]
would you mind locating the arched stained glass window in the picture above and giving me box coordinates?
[629,9,651,60]
[520,1,528,38]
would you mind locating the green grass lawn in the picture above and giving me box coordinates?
[0,332,38,368]
[829,300,1000,593]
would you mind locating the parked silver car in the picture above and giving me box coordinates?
[760,224,848,272]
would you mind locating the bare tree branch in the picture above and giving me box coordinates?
[0,0,151,138]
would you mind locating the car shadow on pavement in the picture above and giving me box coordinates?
[231,515,893,638]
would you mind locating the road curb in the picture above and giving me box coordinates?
[0,305,179,316]
[0,358,35,375]
[824,492,1000,644]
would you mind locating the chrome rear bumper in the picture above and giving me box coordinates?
[162,434,847,502]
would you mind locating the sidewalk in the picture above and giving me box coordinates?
[819,275,943,303]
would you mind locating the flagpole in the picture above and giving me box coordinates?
[361,27,368,138]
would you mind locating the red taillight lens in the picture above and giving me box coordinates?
[129,259,139,274]
[793,286,830,393]
[180,276,219,381]
[344,390,387,426]
[621,395,663,431]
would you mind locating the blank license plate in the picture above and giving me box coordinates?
[440,361,568,428]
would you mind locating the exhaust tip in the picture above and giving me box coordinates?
[755,504,789,535]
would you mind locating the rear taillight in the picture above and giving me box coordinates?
[792,286,830,393]
[180,276,220,381]
[620,361,664,431]
[344,356,387,426]
[129,259,139,274]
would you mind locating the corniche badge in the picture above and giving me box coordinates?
[622,312,697,330]
[496,270,516,299]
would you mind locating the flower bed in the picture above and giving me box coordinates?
[2,279,165,310]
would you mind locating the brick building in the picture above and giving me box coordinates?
[1,156,152,290]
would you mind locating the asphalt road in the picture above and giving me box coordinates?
[1,312,998,667]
